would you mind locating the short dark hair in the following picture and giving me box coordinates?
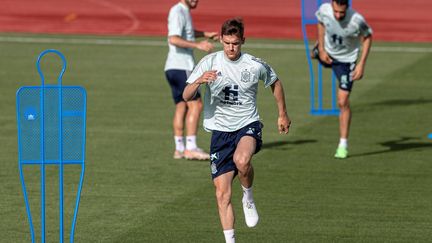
[221,18,244,39]
[332,0,349,6]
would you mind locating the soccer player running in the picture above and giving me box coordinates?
[183,18,291,243]
[312,0,372,159]
[164,0,218,160]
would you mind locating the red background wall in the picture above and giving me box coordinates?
[1,0,431,42]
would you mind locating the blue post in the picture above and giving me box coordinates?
[428,133,432,139]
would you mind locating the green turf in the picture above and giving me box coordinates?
[1,34,431,242]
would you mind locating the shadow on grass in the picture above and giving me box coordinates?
[371,98,432,107]
[350,136,432,157]
[262,139,317,150]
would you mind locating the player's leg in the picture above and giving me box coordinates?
[233,136,256,188]
[184,98,210,160]
[213,171,236,243]
[233,121,262,227]
[172,101,187,158]
[234,136,259,228]
[338,88,351,140]
[333,62,355,158]
[165,70,189,159]
[185,99,202,137]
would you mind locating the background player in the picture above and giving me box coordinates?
[312,0,373,158]
[164,0,218,160]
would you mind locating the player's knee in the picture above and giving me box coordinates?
[234,153,251,172]
[188,99,203,112]
[215,189,231,207]
[337,98,349,109]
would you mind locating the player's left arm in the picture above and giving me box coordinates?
[352,34,372,81]
[270,79,292,134]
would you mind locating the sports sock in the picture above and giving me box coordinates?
[241,185,254,203]
[338,138,348,148]
[174,136,184,152]
[186,135,197,150]
[223,229,235,243]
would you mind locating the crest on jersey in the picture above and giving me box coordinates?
[241,69,251,83]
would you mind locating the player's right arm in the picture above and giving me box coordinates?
[167,6,214,53]
[169,36,214,52]
[183,70,217,101]
[317,22,333,65]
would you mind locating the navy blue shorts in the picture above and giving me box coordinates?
[165,69,201,104]
[209,121,263,180]
[312,46,356,92]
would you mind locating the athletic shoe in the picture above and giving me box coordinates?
[242,200,259,228]
[184,148,210,160]
[173,150,184,159]
[334,146,348,159]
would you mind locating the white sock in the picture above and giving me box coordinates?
[186,135,197,150]
[174,136,184,152]
[223,229,235,243]
[241,185,254,203]
[338,138,348,148]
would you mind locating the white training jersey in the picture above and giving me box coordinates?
[186,51,279,132]
[164,2,195,71]
[316,3,372,63]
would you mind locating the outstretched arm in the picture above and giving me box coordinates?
[351,35,372,81]
[270,80,291,134]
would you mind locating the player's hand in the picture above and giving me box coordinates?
[351,64,364,81]
[197,40,214,53]
[198,70,218,84]
[319,51,333,65]
[205,32,219,41]
[278,114,291,134]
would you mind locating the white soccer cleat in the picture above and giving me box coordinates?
[173,150,184,159]
[242,200,259,227]
[184,148,210,160]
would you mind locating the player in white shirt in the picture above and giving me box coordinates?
[312,0,373,159]
[164,0,218,160]
[183,18,291,243]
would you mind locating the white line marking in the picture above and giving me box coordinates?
[0,36,431,53]
[86,0,140,35]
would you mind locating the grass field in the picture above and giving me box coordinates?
[1,34,432,242]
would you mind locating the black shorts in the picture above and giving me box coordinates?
[165,69,201,104]
[312,46,356,92]
[209,121,263,180]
